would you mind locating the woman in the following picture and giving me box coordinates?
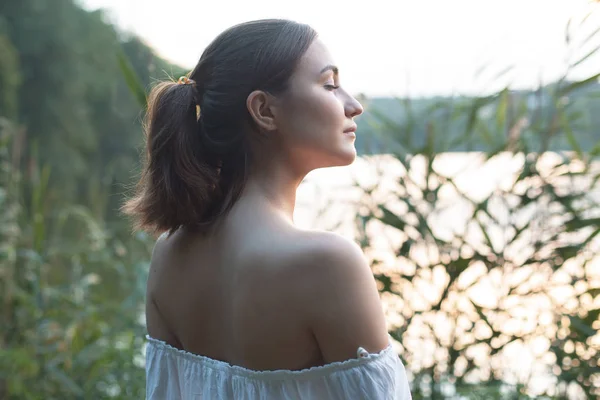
[124,19,411,399]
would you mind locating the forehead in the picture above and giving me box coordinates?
[293,38,336,78]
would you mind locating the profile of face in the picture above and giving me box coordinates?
[248,38,364,175]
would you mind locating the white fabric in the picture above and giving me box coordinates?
[145,335,412,399]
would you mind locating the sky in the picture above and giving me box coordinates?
[79,0,600,97]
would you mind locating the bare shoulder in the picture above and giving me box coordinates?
[145,232,180,344]
[279,230,390,363]
[267,229,366,279]
[146,231,187,296]
[284,230,373,285]
[147,232,168,282]
[298,230,364,262]
[147,232,175,281]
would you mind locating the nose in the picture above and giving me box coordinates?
[344,93,364,119]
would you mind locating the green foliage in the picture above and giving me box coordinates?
[0,0,185,397]
[117,49,148,110]
[0,33,20,119]
[0,0,184,217]
[355,9,600,400]
[0,118,154,398]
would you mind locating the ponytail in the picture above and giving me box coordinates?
[122,80,220,235]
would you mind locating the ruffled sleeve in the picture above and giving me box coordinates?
[305,344,412,399]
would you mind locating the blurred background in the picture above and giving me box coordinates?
[1,0,599,398]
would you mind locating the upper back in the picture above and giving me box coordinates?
[146,205,389,372]
[146,218,322,371]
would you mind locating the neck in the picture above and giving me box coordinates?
[242,165,306,223]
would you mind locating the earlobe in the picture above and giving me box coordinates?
[246,90,277,132]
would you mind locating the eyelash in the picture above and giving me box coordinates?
[325,84,340,90]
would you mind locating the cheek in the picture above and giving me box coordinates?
[276,89,356,168]
[286,90,343,139]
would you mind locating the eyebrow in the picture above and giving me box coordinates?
[319,64,339,75]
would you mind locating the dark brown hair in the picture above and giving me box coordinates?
[123,19,317,235]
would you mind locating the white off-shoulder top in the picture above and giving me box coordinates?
[145,335,412,399]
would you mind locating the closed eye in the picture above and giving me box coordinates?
[324,84,340,90]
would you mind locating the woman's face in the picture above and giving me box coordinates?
[273,38,363,173]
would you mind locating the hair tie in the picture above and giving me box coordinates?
[177,76,195,85]
[176,76,201,120]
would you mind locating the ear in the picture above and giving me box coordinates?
[246,90,278,132]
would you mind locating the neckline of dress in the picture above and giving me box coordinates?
[146,335,396,381]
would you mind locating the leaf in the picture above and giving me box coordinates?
[589,140,600,157]
[570,42,600,69]
[583,307,600,326]
[463,95,495,151]
[564,123,583,159]
[474,63,489,80]
[374,273,393,293]
[564,218,600,231]
[471,301,491,328]
[555,245,580,261]
[476,214,497,254]
[565,17,572,45]
[447,257,471,280]
[558,72,600,96]
[579,24,600,49]
[582,227,600,248]
[476,118,497,149]
[398,239,413,257]
[568,315,597,339]
[492,65,515,82]
[117,49,148,109]
[377,206,407,232]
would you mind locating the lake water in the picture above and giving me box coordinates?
[294,152,600,398]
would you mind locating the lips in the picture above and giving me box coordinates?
[343,125,357,134]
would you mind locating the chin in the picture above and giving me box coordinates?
[328,148,357,167]
[341,150,357,165]
[303,145,357,171]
